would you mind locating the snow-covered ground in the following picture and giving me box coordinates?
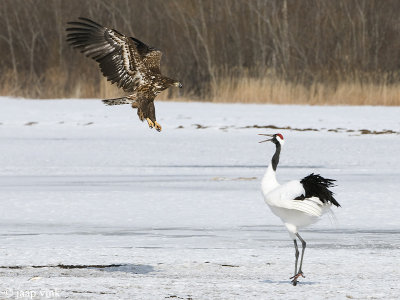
[0,97,399,299]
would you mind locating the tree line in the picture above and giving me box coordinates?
[0,0,399,104]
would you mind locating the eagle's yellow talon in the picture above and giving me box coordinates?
[146,118,154,129]
[154,121,162,132]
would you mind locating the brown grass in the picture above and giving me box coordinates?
[1,69,399,106]
[211,76,400,106]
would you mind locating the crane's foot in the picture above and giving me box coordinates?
[290,271,305,286]
[146,118,154,129]
[154,121,162,132]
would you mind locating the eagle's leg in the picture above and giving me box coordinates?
[146,118,154,129]
[154,121,162,132]
[134,102,146,123]
[145,100,162,132]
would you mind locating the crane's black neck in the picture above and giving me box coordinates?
[271,142,281,171]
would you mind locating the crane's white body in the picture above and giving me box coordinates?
[259,133,338,285]
[262,161,330,239]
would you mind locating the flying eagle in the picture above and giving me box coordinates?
[66,17,182,132]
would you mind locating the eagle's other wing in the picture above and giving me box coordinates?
[130,37,162,74]
[66,17,147,92]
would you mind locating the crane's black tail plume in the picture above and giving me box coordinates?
[298,173,340,207]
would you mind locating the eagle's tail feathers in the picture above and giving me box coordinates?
[102,97,131,106]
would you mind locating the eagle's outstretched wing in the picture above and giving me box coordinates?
[66,17,160,92]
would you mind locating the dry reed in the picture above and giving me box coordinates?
[211,76,400,106]
[1,69,399,106]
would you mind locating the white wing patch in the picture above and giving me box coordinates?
[264,180,327,217]
[289,197,325,217]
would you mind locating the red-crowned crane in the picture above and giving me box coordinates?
[259,133,341,286]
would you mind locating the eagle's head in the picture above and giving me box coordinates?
[173,81,183,88]
[160,77,183,91]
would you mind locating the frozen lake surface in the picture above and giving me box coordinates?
[0,98,399,299]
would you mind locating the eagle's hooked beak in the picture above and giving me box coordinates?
[258,133,274,143]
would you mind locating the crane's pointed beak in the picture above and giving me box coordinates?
[259,139,272,143]
[258,133,273,143]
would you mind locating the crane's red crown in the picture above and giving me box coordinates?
[277,133,284,140]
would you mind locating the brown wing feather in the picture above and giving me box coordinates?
[66,17,147,92]
[130,37,162,74]
[143,51,162,74]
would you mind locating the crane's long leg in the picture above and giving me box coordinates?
[290,234,306,285]
[293,239,299,277]
[296,233,306,275]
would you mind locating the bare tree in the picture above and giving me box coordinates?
[0,0,399,100]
